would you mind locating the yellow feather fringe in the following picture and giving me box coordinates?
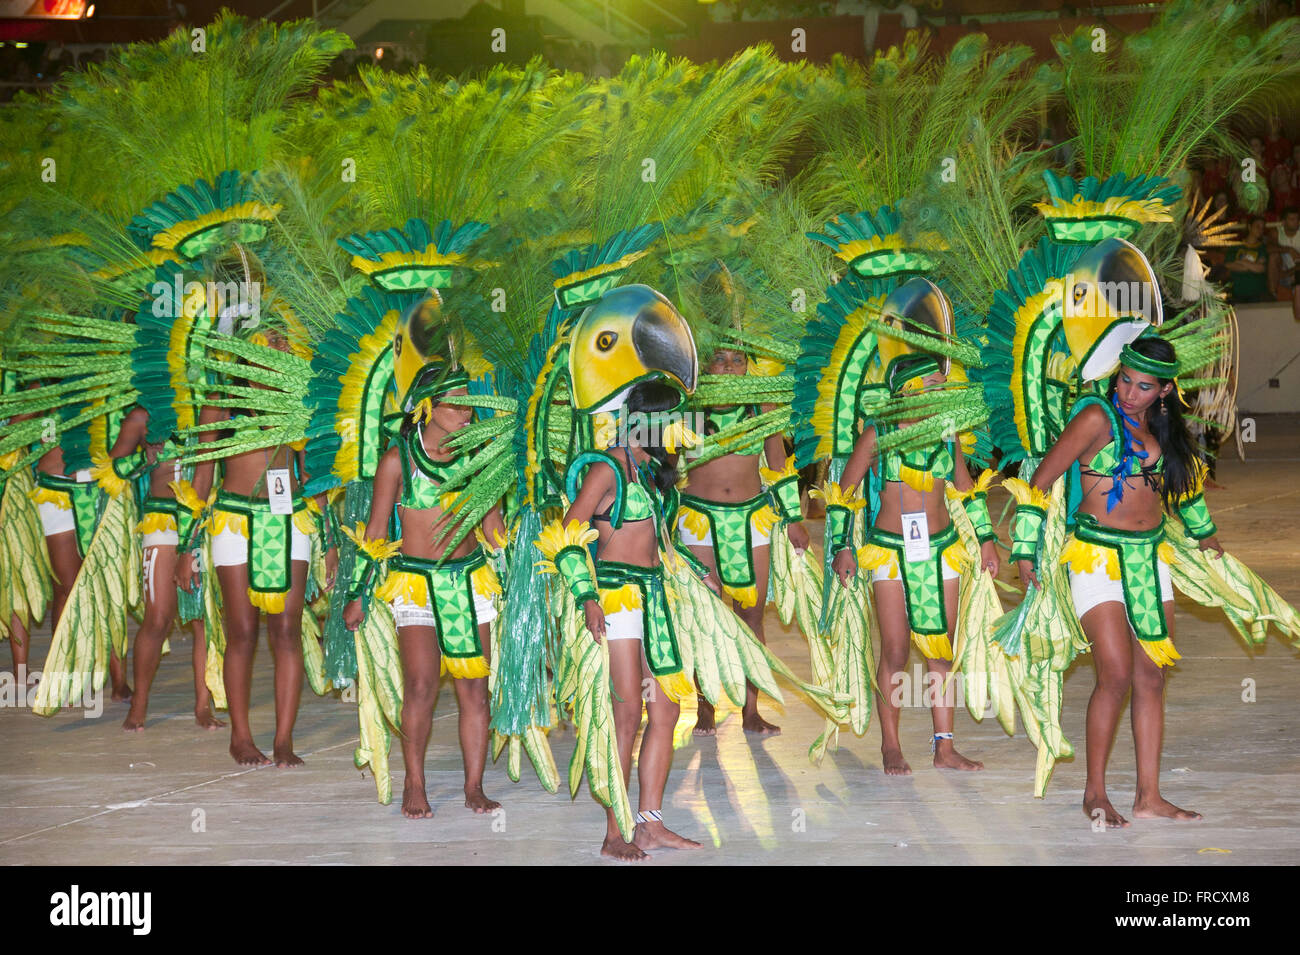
[535,519,599,565]
[722,584,759,608]
[292,509,316,537]
[341,522,402,562]
[1138,637,1181,668]
[89,455,129,498]
[442,655,490,680]
[811,481,866,512]
[248,589,287,615]
[758,457,798,485]
[374,569,425,605]
[471,563,502,600]
[151,201,280,251]
[911,631,954,661]
[1059,537,1121,579]
[751,503,780,539]
[677,505,710,542]
[137,512,178,535]
[599,583,642,614]
[1002,476,1051,510]
[29,487,72,509]
[656,670,694,703]
[168,479,206,517]
[209,510,248,538]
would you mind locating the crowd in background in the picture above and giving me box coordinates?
[1189,122,1300,313]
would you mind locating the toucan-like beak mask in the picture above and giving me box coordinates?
[569,284,698,413]
[1063,237,1163,382]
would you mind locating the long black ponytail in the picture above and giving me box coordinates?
[1108,335,1202,508]
[623,379,682,496]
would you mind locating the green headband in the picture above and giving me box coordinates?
[1119,343,1177,379]
[887,355,941,396]
[404,367,470,415]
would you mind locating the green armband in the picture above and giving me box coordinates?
[768,475,803,523]
[113,449,147,481]
[962,492,997,544]
[825,504,854,556]
[1010,505,1044,563]
[1175,493,1217,540]
[555,545,598,606]
[347,551,378,604]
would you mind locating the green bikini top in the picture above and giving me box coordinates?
[874,423,956,487]
[565,447,657,528]
[399,427,459,510]
[1070,394,1164,513]
[1072,394,1165,478]
[703,404,764,457]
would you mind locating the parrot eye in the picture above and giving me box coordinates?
[596,331,617,351]
[1073,282,1089,304]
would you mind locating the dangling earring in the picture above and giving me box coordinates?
[1159,397,1167,415]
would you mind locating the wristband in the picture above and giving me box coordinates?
[760,459,803,523]
[1175,493,1217,540]
[1003,477,1050,563]
[536,518,600,606]
[341,523,402,602]
[811,481,864,556]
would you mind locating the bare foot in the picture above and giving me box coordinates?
[933,744,983,771]
[122,705,146,732]
[402,778,433,820]
[693,697,716,737]
[1133,795,1202,821]
[464,786,500,814]
[230,738,272,767]
[1084,793,1130,829]
[601,832,648,861]
[195,708,226,730]
[742,711,781,736]
[882,746,912,776]
[634,819,702,851]
[111,682,133,702]
[273,741,304,768]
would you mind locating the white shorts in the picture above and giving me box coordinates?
[389,590,498,630]
[1069,560,1173,619]
[142,527,180,549]
[38,499,75,537]
[676,512,771,549]
[210,523,311,567]
[603,607,644,641]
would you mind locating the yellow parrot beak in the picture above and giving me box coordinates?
[875,276,956,378]
[392,291,449,402]
[569,284,698,412]
[1062,237,1162,382]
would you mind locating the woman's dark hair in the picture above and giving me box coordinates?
[399,361,455,440]
[623,378,681,496]
[1108,335,1201,508]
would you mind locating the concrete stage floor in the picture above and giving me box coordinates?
[2,416,1298,866]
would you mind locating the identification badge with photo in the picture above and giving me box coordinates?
[902,510,930,563]
[267,468,293,516]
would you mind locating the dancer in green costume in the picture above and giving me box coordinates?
[96,406,222,731]
[343,341,508,819]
